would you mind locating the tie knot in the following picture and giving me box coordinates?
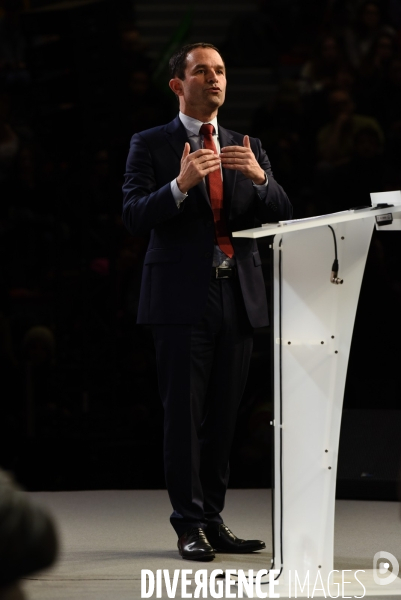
[200,123,214,137]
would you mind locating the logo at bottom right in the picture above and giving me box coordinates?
[373,551,399,586]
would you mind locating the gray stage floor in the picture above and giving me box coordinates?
[19,489,401,599]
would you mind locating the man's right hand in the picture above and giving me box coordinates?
[176,143,221,194]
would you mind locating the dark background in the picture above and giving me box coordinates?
[0,0,400,497]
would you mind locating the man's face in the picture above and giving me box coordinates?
[171,47,226,116]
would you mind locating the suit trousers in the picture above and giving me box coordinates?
[151,274,254,537]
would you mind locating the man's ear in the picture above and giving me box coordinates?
[169,78,183,96]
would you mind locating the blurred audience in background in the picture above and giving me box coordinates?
[300,35,349,95]
[343,1,395,69]
[0,0,400,491]
[316,87,383,165]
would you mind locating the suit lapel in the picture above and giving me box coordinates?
[164,115,189,160]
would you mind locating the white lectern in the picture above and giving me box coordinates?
[232,191,401,587]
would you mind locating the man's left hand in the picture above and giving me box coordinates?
[220,135,266,184]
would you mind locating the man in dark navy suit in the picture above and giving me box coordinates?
[122,43,292,561]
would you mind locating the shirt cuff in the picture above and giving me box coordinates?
[252,172,268,188]
[171,179,188,207]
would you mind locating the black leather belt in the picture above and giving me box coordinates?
[211,266,237,279]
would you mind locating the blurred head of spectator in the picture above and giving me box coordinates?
[128,69,151,99]
[317,87,383,164]
[358,1,382,32]
[300,35,348,94]
[120,22,144,53]
[345,1,394,68]
[360,31,399,80]
[328,88,355,121]
[118,21,148,71]
[374,32,398,65]
[334,66,356,93]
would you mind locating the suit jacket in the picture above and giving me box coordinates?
[122,115,292,327]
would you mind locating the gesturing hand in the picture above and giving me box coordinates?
[220,135,266,184]
[176,143,221,194]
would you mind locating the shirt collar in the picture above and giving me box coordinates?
[179,112,219,137]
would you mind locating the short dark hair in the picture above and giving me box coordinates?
[169,43,223,80]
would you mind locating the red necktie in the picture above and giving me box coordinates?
[199,124,234,259]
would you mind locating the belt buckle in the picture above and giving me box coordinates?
[216,267,230,279]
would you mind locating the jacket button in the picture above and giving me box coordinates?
[204,251,211,258]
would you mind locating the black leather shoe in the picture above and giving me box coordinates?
[177,528,215,561]
[205,523,266,553]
